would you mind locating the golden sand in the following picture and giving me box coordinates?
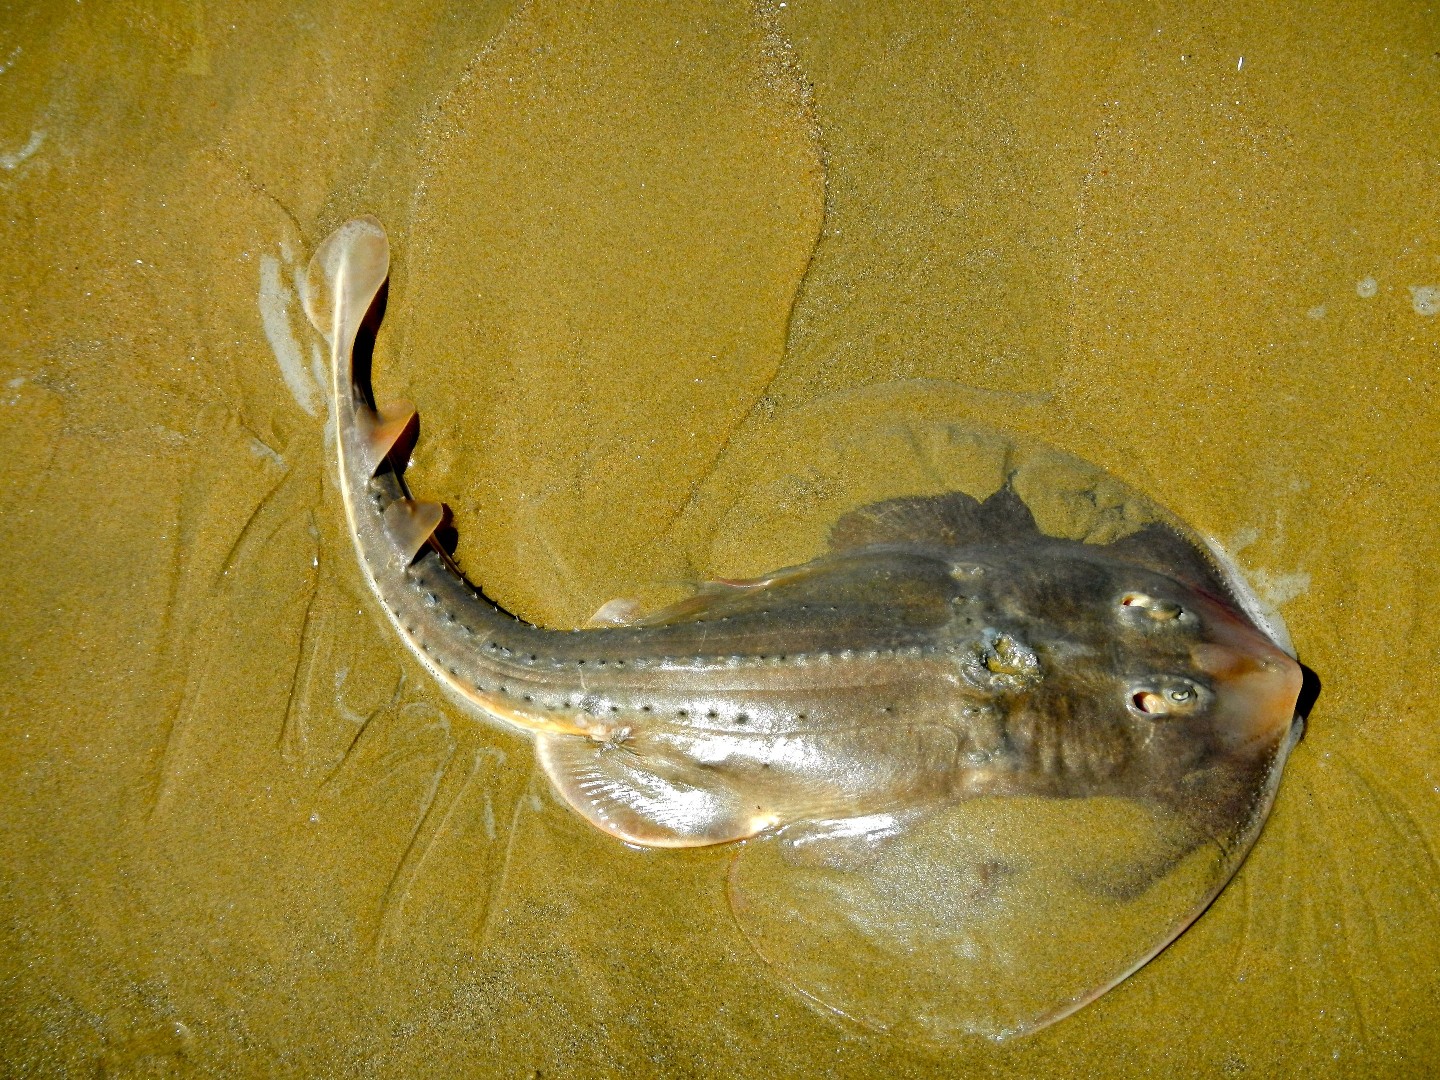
[1,1,1436,1074]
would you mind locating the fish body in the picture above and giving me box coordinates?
[305,217,1302,855]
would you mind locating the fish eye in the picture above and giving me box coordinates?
[1127,677,1206,717]
[1120,592,1185,622]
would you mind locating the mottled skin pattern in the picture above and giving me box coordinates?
[306,217,1302,859]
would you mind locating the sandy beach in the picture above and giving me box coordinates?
[1,1,1436,1075]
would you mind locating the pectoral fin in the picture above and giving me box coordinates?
[535,733,776,848]
[828,484,1040,553]
[774,810,933,869]
[1104,522,1236,603]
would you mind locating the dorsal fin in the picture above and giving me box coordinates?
[536,733,775,848]
[382,499,445,563]
[355,400,419,477]
[828,484,1040,553]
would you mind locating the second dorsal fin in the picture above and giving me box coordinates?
[356,400,419,477]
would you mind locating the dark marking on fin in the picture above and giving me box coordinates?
[383,499,446,563]
[535,732,770,848]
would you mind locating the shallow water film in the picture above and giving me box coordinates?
[3,1,1438,1076]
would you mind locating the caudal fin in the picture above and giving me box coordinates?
[303,216,390,366]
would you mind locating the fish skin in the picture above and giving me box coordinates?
[309,218,1302,851]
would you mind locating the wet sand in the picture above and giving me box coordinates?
[2,1,1437,1075]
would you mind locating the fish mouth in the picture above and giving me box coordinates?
[1190,598,1304,754]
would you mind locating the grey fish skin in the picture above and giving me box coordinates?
[307,217,1303,851]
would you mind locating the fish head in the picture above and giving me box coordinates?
[955,540,1303,800]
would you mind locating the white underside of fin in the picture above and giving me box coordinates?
[535,732,776,848]
[586,597,645,628]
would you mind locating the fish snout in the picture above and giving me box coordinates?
[1190,609,1303,753]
